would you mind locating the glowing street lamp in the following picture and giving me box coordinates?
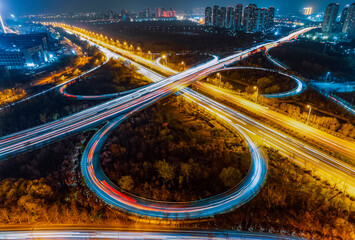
[162,55,167,65]
[306,105,312,125]
[181,61,185,70]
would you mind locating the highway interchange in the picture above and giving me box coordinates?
[54,25,355,216]
[0,24,354,238]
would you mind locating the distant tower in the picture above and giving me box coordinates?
[243,4,257,32]
[234,4,243,31]
[205,7,212,26]
[254,8,267,32]
[145,8,152,18]
[266,7,275,30]
[342,3,355,38]
[226,7,235,29]
[322,3,339,33]
[0,14,6,34]
[212,5,219,27]
[219,7,227,28]
[155,8,162,18]
[339,5,349,30]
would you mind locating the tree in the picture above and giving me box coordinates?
[180,162,192,184]
[110,144,126,158]
[154,160,175,183]
[257,77,272,90]
[118,176,134,191]
[39,113,47,123]
[219,167,242,188]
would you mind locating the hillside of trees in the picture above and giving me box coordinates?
[67,59,150,95]
[101,96,250,201]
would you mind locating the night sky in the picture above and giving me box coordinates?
[1,0,353,16]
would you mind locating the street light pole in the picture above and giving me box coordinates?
[217,73,221,87]
[306,105,312,125]
[254,86,259,104]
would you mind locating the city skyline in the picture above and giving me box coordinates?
[1,0,353,15]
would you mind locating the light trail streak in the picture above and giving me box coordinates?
[0,229,302,239]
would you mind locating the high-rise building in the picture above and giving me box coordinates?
[342,3,355,38]
[145,8,152,18]
[155,8,162,18]
[205,7,212,26]
[243,4,257,32]
[322,3,339,33]
[254,8,267,32]
[108,10,114,20]
[339,5,349,29]
[266,7,275,30]
[219,7,227,28]
[303,7,313,16]
[213,5,219,27]
[226,7,235,29]
[121,9,129,21]
[234,4,243,31]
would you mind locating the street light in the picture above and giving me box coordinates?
[162,55,167,65]
[254,86,259,104]
[306,105,312,125]
[217,73,221,87]
[181,61,185,70]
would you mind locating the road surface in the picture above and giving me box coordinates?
[0,229,302,239]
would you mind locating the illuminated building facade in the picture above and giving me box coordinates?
[322,3,339,33]
[303,7,313,16]
[205,7,212,26]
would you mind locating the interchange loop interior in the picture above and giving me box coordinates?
[81,107,267,219]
